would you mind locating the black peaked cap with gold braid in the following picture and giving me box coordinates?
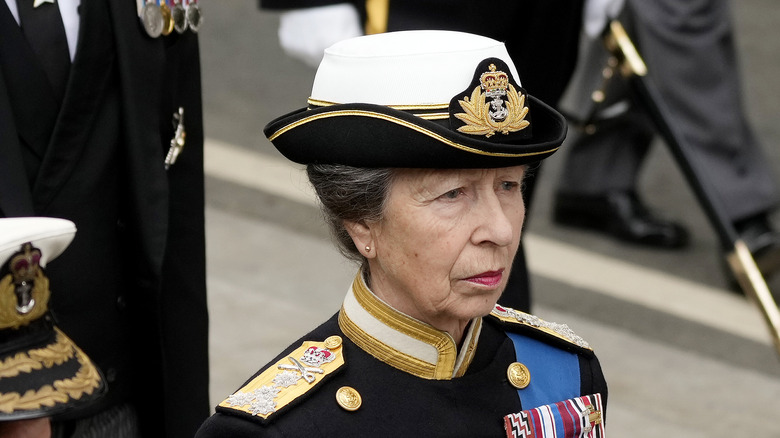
[0,218,105,420]
[264,31,567,168]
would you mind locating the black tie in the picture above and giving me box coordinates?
[16,0,71,103]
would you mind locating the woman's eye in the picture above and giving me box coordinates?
[500,181,520,191]
[442,189,462,200]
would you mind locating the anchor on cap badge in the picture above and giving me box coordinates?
[0,243,50,329]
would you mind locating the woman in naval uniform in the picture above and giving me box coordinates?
[196,30,608,438]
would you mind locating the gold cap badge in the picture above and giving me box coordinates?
[454,62,530,138]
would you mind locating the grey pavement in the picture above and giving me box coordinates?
[200,2,780,436]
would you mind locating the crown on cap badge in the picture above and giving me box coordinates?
[0,243,50,329]
[480,65,510,95]
[455,63,530,138]
[11,243,41,285]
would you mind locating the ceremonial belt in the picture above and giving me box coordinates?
[506,332,580,409]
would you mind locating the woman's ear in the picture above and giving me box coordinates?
[344,220,375,258]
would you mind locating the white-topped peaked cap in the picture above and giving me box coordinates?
[0,217,106,420]
[0,217,76,268]
[265,30,567,169]
[311,30,522,106]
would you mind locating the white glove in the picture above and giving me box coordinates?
[583,0,625,37]
[278,3,363,68]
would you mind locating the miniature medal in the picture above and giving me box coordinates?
[185,0,203,33]
[165,107,186,169]
[171,0,188,33]
[140,0,164,38]
[160,0,175,36]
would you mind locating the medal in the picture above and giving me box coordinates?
[171,0,188,34]
[160,0,175,36]
[140,0,164,38]
[185,0,203,33]
[165,107,186,170]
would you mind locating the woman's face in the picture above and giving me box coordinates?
[358,166,526,331]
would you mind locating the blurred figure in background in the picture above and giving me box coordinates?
[553,0,780,276]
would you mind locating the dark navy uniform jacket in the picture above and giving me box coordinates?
[196,274,607,437]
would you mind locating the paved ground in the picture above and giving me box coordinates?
[198,2,780,436]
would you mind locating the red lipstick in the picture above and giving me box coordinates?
[465,269,504,287]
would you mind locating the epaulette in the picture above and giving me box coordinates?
[489,305,592,351]
[217,335,345,423]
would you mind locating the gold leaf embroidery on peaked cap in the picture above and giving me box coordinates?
[0,329,103,414]
[0,327,74,379]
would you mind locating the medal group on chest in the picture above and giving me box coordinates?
[139,0,202,38]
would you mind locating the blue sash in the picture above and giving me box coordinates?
[506,332,580,409]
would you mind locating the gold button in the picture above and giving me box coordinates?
[324,335,343,350]
[507,362,530,389]
[335,386,362,411]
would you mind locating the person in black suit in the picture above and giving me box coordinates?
[0,1,209,436]
[259,0,585,313]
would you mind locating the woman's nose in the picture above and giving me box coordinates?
[471,192,520,247]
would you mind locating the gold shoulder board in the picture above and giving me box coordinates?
[490,305,592,350]
[218,336,345,420]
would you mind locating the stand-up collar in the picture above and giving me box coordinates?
[338,271,482,380]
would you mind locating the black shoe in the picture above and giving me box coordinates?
[735,213,780,277]
[553,191,689,248]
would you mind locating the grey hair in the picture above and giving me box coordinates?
[306,164,395,264]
